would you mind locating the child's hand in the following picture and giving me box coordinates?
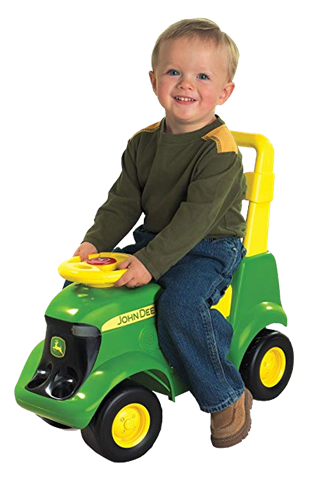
[114,256,152,288]
[74,242,98,261]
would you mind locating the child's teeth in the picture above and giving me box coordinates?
[176,97,194,101]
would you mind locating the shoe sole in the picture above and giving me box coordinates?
[211,389,253,448]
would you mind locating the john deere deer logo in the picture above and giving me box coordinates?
[50,337,66,358]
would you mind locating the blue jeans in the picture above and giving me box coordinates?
[112,225,247,413]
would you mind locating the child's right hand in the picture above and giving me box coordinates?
[73,242,98,261]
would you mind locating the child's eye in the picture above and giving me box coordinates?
[167,69,180,76]
[198,73,209,80]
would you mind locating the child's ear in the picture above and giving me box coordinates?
[149,70,157,95]
[217,82,235,105]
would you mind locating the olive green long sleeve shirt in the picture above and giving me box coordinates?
[83,115,247,280]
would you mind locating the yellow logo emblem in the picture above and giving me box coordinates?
[50,337,66,358]
[102,304,156,332]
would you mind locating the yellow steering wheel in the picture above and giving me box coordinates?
[58,252,131,288]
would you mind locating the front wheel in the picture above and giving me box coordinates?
[81,380,162,462]
[240,329,294,401]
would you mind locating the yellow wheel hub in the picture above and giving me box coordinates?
[112,403,150,448]
[260,347,286,387]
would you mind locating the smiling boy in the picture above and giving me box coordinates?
[73,19,252,448]
[150,36,234,135]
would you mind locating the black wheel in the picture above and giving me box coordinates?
[40,417,76,431]
[81,380,162,462]
[240,328,294,401]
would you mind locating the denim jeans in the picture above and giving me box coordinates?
[112,225,247,413]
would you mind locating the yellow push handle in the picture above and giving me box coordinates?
[231,131,275,257]
[213,132,275,318]
[232,132,274,174]
[58,252,131,288]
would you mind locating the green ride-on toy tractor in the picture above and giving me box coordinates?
[15,132,293,463]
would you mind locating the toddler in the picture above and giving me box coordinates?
[73,18,252,448]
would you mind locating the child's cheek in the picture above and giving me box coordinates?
[157,82,172,107]
[202,90,221,109]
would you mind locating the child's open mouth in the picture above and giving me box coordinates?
[173,96,197,105]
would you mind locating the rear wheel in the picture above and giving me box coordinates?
[240,329,294,400]
[81,380,162,462]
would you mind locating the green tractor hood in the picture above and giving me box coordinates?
[45,282,162,332]
[15,282,187,429]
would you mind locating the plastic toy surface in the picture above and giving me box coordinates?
[15,132,293,462]
[58,254,131,288]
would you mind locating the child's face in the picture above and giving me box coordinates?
[149,36,235,134]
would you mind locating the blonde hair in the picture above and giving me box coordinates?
[151,18,239,82]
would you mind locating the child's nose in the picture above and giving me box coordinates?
[178,77,194,90]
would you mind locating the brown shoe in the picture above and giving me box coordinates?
[211,388,253,448]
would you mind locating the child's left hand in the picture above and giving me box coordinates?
[114,256,153,288]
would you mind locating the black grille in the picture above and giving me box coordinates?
[26,316,101,400]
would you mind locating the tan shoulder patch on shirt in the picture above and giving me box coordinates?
[130,121,161,141]
[202,124,238,154]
